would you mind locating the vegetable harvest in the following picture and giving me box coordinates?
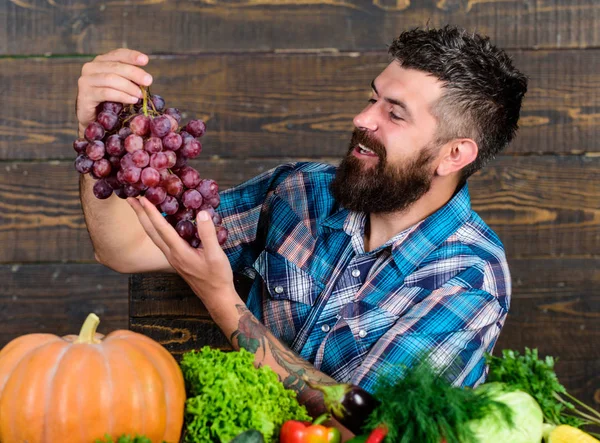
[0,313,186,443]
[180,347,309,443]
[362,357,514,443]
[487,348,600,431]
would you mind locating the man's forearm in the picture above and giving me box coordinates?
[199,286,336,417]
[79,174,160,272]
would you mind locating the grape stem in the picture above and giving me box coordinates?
[141,86,149,117]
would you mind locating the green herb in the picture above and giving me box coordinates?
[180,346,310,443]
[364,357,513,443]
[486,348,600,428]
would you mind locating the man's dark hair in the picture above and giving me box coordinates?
[388,26,528,182]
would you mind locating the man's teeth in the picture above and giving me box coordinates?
[358,143,374,154]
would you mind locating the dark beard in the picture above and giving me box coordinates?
[329,129,436,214]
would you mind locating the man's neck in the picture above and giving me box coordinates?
[364,177,460,252]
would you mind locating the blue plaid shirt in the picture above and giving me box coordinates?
[219,162,511,393]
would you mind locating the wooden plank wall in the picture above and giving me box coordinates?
[1,0,599,408]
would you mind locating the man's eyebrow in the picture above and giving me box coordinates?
[371,79,413,121]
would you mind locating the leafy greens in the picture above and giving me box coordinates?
[486,348,600,429]
[364,357,513,443]
[180,346,310,443]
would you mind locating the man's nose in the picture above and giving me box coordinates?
[353,105,379,132]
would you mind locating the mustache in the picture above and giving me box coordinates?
[349,129,386,160]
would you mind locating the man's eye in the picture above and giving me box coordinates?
[390,112,403,121]
[368,98,377,104]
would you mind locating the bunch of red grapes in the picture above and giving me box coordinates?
[73,89,227,248]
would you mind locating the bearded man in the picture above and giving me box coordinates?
[75,26,528,431]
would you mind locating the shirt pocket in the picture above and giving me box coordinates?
[252,250,324,345]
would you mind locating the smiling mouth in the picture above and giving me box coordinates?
[356,143,378,157]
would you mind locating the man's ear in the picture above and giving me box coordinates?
[435,139,478,177]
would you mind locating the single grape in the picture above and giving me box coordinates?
[121,166,142,184]
[141,167,161,187]
[158,168,170,183]
[173,153,188,171]
[215,225,228,245]
[131,180,149,191]
[164,107,181,123]
[185,119,206,138]
[125,134,144,153]
[207,194,221,208]
[164,150,177,169]
[196,179,219,199]
[130,115,151,136]
[103,102,123,115]
[162,132,182,151]
[178,166,201,188]
[189,237,202,248]
[144,136,163,154]
[108,156,121,170]
[175,220,195,240]
[92,159,112,178]
[150,152,169,170]
[164,114,178,132]
[73,138,88,154]
[131,150,150,168]
[114,187,128,199]
[118,127,132,140]
[84,122,105,142]
[93,179,113,199]
[163,174,184,197]
[74,155,94,174]
[86,140,106,161]
[116,169,127,184]
[180,138,202,159]
[145,186,167,205]
[212,212,222,225]
[120,153,135,169]
[150,94,165,111]
[159,195,179,215]
[106,134,125,156]
[123,185,141,198]
[174,207,195,222]
[180,131,194,142]
[97,110,119,131]
[150,115,171,138]
[105,175,121,190]
[182,189,203,209]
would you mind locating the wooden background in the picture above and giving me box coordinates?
[1,0,599,409]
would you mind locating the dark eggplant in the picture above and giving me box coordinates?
[305,380,380,435]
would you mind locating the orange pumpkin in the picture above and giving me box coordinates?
[0,313,186,443]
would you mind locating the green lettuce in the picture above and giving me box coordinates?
[180,347,310,443]
[468,382,544,443]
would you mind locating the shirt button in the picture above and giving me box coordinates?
[351,269,361,278]
[274,285,284,294]
[321,324,331,333]
[358,329,367,338]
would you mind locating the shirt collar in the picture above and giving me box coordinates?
[322,184,472,271]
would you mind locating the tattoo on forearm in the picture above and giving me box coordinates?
[229,304,267,359]
[229,303,334,416]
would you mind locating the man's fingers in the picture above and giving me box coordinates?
[94,48,149,66]
[83,63,152,90]
[127,198,170,254]
[138,197,188,252]
[85,72,145,100]
[196,211,221,254]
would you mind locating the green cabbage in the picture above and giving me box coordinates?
[468,382,544,443]
[180,347,310,443]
